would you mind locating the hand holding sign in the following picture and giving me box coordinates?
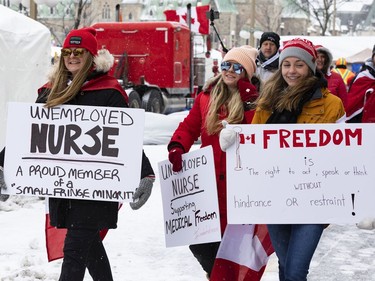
[168,146,184,172]
[130,176,155,210]
[4,103,145,202]
[159,146,221,247]
[357,217,375,230]
[226,123,375,224]
[219,120,237,152]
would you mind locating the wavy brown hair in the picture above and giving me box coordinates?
[45,52,94,108]
[256,68,318,112]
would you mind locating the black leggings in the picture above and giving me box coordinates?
[189,242,221,277]
[59,228,113,281]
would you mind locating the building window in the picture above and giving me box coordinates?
[102,3,110,20]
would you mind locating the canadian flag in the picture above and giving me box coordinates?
[210,224,274,281]
[239,133,255,144]
[164,5,210,35]
[45,200,111,262]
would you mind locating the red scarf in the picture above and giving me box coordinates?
[38,73,129,104]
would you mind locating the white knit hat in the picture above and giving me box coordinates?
[222,45,258,78]
[279,38,317,73]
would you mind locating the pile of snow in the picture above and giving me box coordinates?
[1,112,375,280]
[143,111,188,145]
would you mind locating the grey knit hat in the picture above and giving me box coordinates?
[279,38,317,73]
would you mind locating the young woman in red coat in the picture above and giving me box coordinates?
[0,27,155,281]
[167,45,259,278]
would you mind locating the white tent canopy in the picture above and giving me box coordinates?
[0,6,51,148]
[346,48,372,64]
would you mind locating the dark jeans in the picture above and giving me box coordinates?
[189,242,221,277]
[267,224,324,281]
[59,228,113,281]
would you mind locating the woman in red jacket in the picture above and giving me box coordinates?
[0,27,155,281]
[167,45,258,278]
[315,45,348,108]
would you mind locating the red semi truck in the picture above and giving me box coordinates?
[92,21,207,114]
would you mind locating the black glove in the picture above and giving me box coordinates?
[0,167,9,202]
[130,176,155,210]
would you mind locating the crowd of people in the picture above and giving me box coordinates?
[0,26,375,281]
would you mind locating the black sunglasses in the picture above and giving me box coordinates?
[220,61,244,74]
[61,48,86,57]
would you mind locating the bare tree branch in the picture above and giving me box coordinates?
[285,0,349,35]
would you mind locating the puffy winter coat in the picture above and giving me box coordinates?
[168,89,256,234]
[325,71,348,108]
[37,73,154,230]
[252,88,346,124]
[346,63,375,122]
[34,50,153,230]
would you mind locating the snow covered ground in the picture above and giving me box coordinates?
[1,112,375,280]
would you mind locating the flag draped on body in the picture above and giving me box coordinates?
[45,200,113,262]
[210,224,274,281]
[164,5,210,35]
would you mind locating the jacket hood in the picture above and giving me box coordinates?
[47,49,114,83]
[316,46,333,66]
[94,49,114,73]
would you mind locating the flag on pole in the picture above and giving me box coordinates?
[45,200,112,262]
[210,224,274,281]
[164,5,210,35]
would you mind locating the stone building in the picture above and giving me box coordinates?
[5,0,285,46]
[74,0,284,49]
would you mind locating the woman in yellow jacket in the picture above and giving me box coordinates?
[252,38,345,281]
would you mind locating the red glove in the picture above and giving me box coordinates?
[168,147,184,172]
[237,78,258,103]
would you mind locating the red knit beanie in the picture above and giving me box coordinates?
[279,38,317,73]
[63,27,98,56]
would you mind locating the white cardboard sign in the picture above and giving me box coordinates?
[158,146,221,247]
[226,123,375,224]
[3,102,145,202]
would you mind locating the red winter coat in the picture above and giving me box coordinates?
[346,69,375,122]
[168,89,256,234]
[325,71,348,109]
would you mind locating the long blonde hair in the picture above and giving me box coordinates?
[45,53,94,108]
[205,75,245,135]
[256,68,318,112]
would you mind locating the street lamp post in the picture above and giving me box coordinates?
[332,0,336,35]
[250,0,255,46]
[29,0,37,20]
[280,22,285,36]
